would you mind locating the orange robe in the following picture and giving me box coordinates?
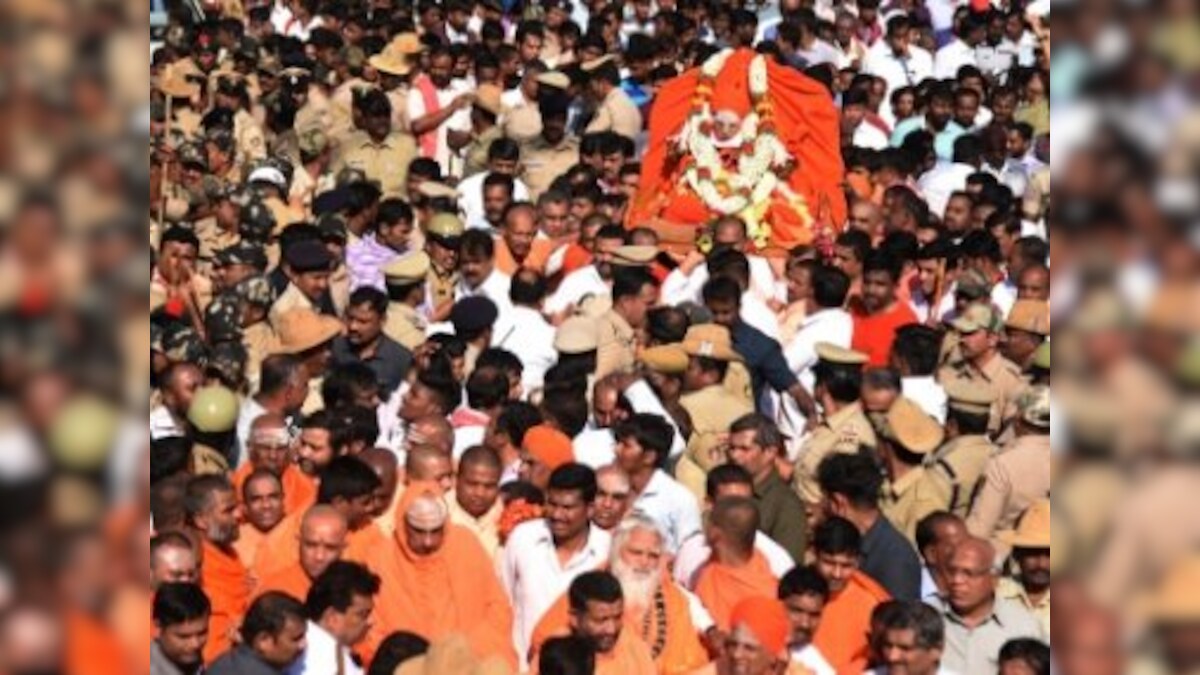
[200,539,252,664]
[596,631,659,675]
[109,586,154,675]
[693,552,778,631]
[495,237,555,275]
[231,463,317,516]
[812,571,889,674]
[372,523,517,670]
[64,608,130,675]
[530,576,710,675]
[256,561,313,601]
[233,522,271,571]
[254,511,385,582]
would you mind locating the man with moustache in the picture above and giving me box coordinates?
[448,445,506,558]
[234,470,287,570]
[185,475,250,664]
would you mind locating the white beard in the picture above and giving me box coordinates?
[612,558,661,610]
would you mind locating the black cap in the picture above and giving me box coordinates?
[283,239,334,273]
[450,296,499,336]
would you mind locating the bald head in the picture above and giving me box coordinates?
[460,445,503,472]
[405,446,454,492]
[946,536,999,615]
[150,531,198,587]
[709,496,760,557]
[299,505,349,579]
[404,493,449,557]
[406,415,454,455]
[950,537,995,568]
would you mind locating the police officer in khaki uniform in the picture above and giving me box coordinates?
[1002,299,1050,371]
[939,303,1027,439]
[581,55,643,140]
[674,324,755,501]
[521,90,579,201]
[423,211,465,322]
[269,308,344,415]
[873,397,953,545]
[460,84,505,178]
[335,89,417,199]
[794,343,878,513]
[504,70,558,146]
[270,240,334,329]
[929,382,998,518]
[595,245,658,379]
[966,385,1052,544]
[213,73,267,163]
[195,185,245,274]
[232,275,277,393]
[317,215,351,316]
[213,241,267,294]
[289,128,334,218]
[369,33,425,135]
[382,251,431,351]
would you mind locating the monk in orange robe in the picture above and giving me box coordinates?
[185,475,251,663]
[689,596,797,675]
[372,482,518,669]
[550,570,656,675]
[231,412,317,517]
[358,447,403,536]
[233,469,286,571]
[694,497,779,630]
[531,517,709,675]
[812,569,889,673]
[495,206,555,274]
[256,505,349,600]
[60,528,131,675]
[253,455,384,582]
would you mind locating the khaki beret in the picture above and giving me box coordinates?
[580,54,616,72]
[474,84,504,116]
[611,245,658,267]
[681,324,742,362]
[536,71,571,90]
[950,303,1002,334]
[417,181,459,200]
[944,381,996,415]
[641,344,689,375]
[383,252,431,286]
[880,397,945,454]
[426,212,465,240]
[1006,299,1050,336]
[555,316,599,353]
[814,342,868,366]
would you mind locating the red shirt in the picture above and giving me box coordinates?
[851,299,919,367]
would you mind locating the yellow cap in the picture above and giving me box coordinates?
[681,324,743,362]
[641,344,689,374]
[383,252,431,286]
[426,212,465,240]
[536,71,571,89]
[944,381,996,415]
[1006,299,1050,336]
[879,397,945,454]
[814,342,869,366]
[554,316,599,353]
[611,245,658,267]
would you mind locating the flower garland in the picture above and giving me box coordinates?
[675,51,806,248]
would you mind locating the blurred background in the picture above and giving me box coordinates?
[0,0,1198,672]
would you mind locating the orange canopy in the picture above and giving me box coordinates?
[370,483,518,670]
[693,551,778,631]
[628,49,846,253]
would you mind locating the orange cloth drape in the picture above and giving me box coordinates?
[255,561,312,601]
[371,484,518,670]
[234,522,270,571]
[693,552,778,631]
[253,510,384,582]
[109,587,154,675]
[529,576,710,675]
[595,631,659,675]
[495,237,555,276]
[199,539,252,664]
[64,609,130,675]
[231,463,317,517]
[812,571,889,674]
[628,49,846,252]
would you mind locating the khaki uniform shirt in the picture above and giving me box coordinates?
[928,434,996,518]
[997,577,1050,638]
[881,465,953,545]
[269,283,316,330]
[585,87,643,140]
[939,353,1026,436]
[302,376,324,415]
[794,403,878,510]
[335,130,418,198]
[387,86,413,134]
[234,108,266,162]
[521,136,580,201]
[295,86,332,133]
[965,433,1051,542]
[242,321,277,394]
[174,108,203,140]
[330,265,350,316]
[675,385,754,501]
[194,219,240,272]
[462,126,502,178]
[504,102,542,146]
[385,303,428,352]
[595,309,637,380]
[425,265,458,316]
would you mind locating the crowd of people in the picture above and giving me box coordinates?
[146,0,1058,671]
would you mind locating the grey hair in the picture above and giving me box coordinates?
[609,514,665,565]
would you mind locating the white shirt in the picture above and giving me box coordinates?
[777,308,853,459]
[673,531,795,590]
[863,43,933,99]
[452,423,486,462]
[909,283,956,325]
[790,644,836,675]
[492,306,557,394]
[918,161,976,221]
[852,122,890,150]
[631,469,702,555]
[458,171,530,230]
[149,405,185,441]
[407,80,472,176]
[934,39,978,80]
[544,265,608,315]
[234,397,269,467]
[500,520,612,664]
[902,376,948,425]
[741,291,780,341]
[622,380,685,458]
[286,621,362,675]
[455,268,513,316]
[572,426,616,468]
[660,256,780,307]
[991,278,1017,318]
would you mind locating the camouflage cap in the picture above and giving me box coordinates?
[239,197,277,243]
[215,241,268,269]
[205,292,243,343]
[177,141,207,170]
[298,128,329,158]
[316,213,348,243]
[340,45,367,70]
[162,324,209,365]
[335,166,372,188]
[207,340,248,388]
[955,268,993,300]
[234,275,276,308]
[258,54,282,77]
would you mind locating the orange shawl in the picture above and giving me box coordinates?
[812,571,889,674]
[495,237,555,276]
[596,631,659,675]
[199,539,251,664]
[254,510,385,582]
[371,484,517,670]
[232,462,317,517]
[693,552,778,631]
[530,575,709,675]
[64,608,129,675]
[255,561,312,601]
[233,522,270,571]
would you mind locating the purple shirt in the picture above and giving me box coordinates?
[346,234,402,292]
